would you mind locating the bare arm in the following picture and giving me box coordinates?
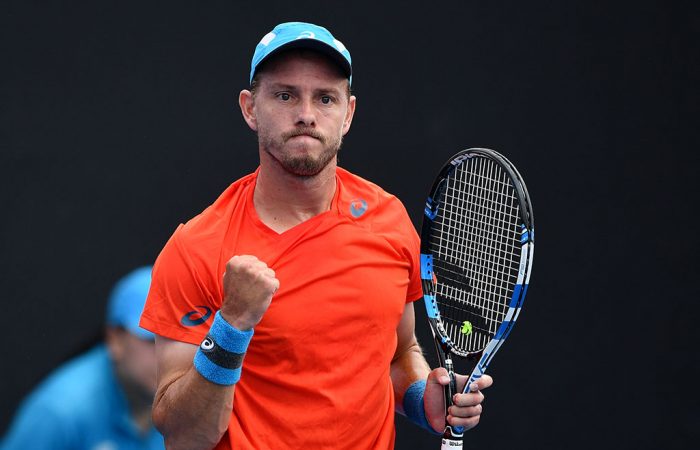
[152,255,279,450]
[390,302,431,414]
[390,302,493,433]
[152,337,235,450]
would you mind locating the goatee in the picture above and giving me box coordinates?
[260,127,343,177]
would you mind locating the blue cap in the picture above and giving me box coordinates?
[106,266,154,340]
[250,22,352,86]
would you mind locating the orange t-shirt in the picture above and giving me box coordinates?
[141,167,422,450]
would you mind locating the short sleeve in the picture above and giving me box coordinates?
[404,222,423,303]
[140,225,220,345]
[370,193,423,304]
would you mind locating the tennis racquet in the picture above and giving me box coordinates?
[419,148,534,449]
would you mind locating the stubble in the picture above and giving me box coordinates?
[259,126,343,177]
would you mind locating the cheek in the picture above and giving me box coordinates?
[257,103,288,124]
[254,111,282,137]
[330,108,350,132]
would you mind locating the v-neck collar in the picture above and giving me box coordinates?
[244,170,341,238]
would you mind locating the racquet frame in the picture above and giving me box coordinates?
[419,148,534,449]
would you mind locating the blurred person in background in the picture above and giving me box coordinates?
[1,266,165,450]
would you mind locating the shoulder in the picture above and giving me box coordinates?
[176,171,257,243]
[336,167,415,233]
[143,173,258,341]
[158,171,257,270]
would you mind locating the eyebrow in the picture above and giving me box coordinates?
[266,83,343,97]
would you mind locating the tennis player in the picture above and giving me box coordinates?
[139,22,492,450]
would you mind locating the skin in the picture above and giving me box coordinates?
[241,49,356,235]
[151,50,492,450]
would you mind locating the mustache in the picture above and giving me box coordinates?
[282,127,325,143]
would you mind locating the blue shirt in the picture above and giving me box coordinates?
[2,344,164,450]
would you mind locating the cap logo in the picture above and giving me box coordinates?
[259,32,276,46]
[296,31,316,40]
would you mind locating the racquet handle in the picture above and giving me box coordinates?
[441,364,465,449]
[441,425,464,449]
[441,440,463,450]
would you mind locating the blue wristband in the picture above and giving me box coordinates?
[193,311,254,386]
[403,379,441,435]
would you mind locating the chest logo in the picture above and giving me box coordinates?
[350,199,368,218]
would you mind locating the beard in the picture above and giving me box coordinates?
[259,125,343,177]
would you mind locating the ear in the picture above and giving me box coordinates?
[239,89,258,131]
[342,95,357,136]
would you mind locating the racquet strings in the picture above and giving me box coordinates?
[428,156,522,354]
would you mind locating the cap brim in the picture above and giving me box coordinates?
[256,38,352,80]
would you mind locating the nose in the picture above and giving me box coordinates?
[295,97,316,127]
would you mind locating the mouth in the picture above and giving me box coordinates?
[283,129,324,143]
[288,134,316,141]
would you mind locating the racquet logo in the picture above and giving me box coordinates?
[200,337,214,351]
[181,306,213,326]
[449,154,472,166]
[460,321,473,335]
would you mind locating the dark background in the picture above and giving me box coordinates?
[1,1,698,449]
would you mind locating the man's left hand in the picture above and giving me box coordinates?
[424,368,494,433]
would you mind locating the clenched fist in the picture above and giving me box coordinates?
[220,255,279,331]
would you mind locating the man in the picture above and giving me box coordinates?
[1,266,164,450]
[140,22,492,450]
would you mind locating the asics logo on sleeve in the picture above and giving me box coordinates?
[181,306,213,326]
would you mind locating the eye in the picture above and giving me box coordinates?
[320,95,333,105]
[278,93,291,101]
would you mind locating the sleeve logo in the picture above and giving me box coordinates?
[180,306,213,326]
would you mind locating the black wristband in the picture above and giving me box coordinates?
[198,335,246,370]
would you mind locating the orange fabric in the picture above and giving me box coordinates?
[141,167,422,450]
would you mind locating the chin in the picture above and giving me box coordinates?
[282,154,336,176]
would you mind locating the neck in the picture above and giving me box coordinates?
[254,152,337,234]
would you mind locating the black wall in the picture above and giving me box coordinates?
[2,1,697,449]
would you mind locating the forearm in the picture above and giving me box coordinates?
[153,367,235,450]
[390,340,431,414]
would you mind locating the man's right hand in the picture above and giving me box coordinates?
[220,255,279,331]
